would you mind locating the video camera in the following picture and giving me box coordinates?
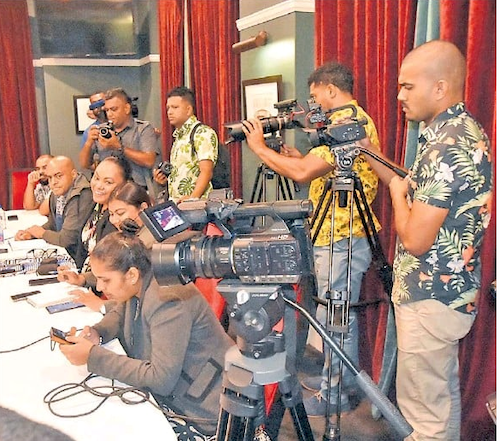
[140,197,315,287]
[224,99,304,146]
[304,102,367,148]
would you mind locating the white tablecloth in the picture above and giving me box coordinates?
[0,211,176,440]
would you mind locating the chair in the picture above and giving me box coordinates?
[8,169,31,210]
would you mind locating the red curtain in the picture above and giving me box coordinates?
[186,0,242,197]
[315,0,417,379]
[0,0,39,208]
[440,1,496,439]
[157,0,184,160]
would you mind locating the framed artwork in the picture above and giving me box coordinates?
[73,95,95,134]
[242,75,282,119]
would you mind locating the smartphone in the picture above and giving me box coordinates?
[50,327,75,345]
[29,276,59,286]
[46,301,85,314]
[10,290,41,302]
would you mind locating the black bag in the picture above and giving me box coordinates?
[190,123,231,189]
[37,257,58,275]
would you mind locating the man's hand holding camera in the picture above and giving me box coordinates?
[87,125,101,142]
[98,129,122,152]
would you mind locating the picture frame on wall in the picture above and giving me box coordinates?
[73,95,94,135]
[242,75,282,120]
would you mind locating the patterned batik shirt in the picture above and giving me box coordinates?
[34,182,51,204]
[392,102,493,314]
[168,116,218,201]
[308,100,381,246]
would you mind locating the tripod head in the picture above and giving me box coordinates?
[217,281,296,359]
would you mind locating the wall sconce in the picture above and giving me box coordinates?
[232,31,268,54]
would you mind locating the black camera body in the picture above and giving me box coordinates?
[157,161,173,177]
[146,198,315,287]
[98,122,115,139]
[306,104,367,148]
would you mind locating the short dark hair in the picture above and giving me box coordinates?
[167,86,196,109]
[105,87,132,104]
[307,61,354,94]
[91,232,151,276]
[109,181,152,208]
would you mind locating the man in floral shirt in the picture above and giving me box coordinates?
[244,61,381,417]
[155,86,218,202]
[361,40,492,440]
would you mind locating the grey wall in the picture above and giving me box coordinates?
[31,0,161,170]
[30,0,314,200]
[239,5,314,202]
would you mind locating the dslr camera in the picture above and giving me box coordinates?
[98,121,115,139]
[157,161,173,177]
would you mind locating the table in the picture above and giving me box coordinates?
[0,211,176,440]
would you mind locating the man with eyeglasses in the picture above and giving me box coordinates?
[15,156,94,268]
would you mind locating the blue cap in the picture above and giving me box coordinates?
[89,99,105,110]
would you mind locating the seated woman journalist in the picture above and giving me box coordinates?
[58,231,235,436]
[57,181,156,312]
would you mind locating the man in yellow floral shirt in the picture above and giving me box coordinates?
[243,61,381,416]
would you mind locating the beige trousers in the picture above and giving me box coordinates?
[395,300,474,441]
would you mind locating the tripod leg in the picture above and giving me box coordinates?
[279,375,315,441]
[216,369,266,441]
[250,164,265,204]
[278,175,294,201]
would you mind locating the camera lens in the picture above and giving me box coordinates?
[158,161,173,177]
[99,127,112,139]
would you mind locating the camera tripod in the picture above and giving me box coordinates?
[308,142,395,440]
[214,281,413,441]
[250,163,295,204]
[215,282,315,441]
[249,134,299,204]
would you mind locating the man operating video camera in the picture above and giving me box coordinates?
[243,61,381,417]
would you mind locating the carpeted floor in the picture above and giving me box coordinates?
[275,345,405,441]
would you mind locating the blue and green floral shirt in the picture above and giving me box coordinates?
[392,102,492,314]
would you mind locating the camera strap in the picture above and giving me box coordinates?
[189,122,204,158]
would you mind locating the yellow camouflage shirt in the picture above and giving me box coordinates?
[309,100,381,246]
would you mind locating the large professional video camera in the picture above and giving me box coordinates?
[224,99,368,153]
[304,102,367,148]
[140,198,315,287]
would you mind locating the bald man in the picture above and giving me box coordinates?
[16,156,94,268]
[361,40,492,440]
